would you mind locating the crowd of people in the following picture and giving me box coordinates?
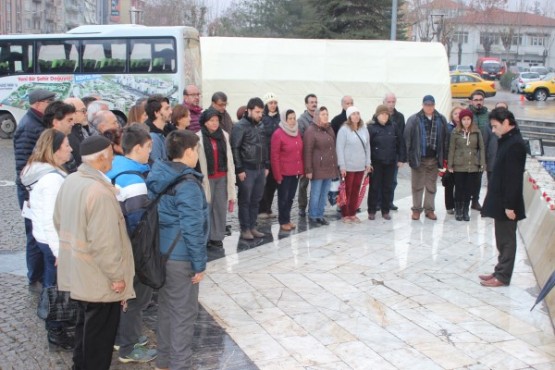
[12,84,527,369]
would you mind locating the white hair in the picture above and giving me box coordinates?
[383,92,396,103]
[87,100,111,123]
[81,147,111,163]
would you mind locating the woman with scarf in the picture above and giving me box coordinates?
[197,107,236,249]
[271,108,304,231]
[444,106,463,215]
[303,107,339,225]
[447,108,485,221]
[336,106,371,223]
[20,129,74,350]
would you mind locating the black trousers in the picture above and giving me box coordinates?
[472,171,483,202]
[367,161,395,213]
[73,300,121,370]
[493,219,518,285]
[277,175,299,225]
[259,167,278,214]
[443,173,455,210]
[454,172,480,203]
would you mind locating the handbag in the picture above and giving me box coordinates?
[37,286,79,322]
[336,179,347,207]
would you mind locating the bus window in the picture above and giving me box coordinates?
[82,39,127,73]
[0,42,33,75]
[37,40,78,73]
[130,38,175,73]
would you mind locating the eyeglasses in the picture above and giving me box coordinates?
[77,108,87,113]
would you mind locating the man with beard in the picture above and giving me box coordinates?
[65,97,91,166]
[145,95,173,161]
[230,97,269,240]
[468,91,489,211]
[296,93,318,217]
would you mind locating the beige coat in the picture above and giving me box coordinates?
[54,163,135,302]
[196,130,236,203]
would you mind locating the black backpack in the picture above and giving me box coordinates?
[112,171,195,289]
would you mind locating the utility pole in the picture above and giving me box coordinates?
[391,0,398,40]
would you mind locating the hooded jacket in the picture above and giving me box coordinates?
[447,126,485,173]
[146,160,208,273]
[54,163,136,302]
[106,155,151,233]
[20,162,67,257]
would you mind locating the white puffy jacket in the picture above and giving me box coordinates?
[20,162,66,257]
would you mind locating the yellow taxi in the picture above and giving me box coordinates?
[522,73,555,101]
[450,72,496,99]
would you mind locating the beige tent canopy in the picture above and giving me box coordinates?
[200,37,451,121]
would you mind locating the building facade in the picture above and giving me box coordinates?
[408,0,555,69]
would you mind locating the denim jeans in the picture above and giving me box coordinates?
[237,168,266,231]
[17,184,43,284]
[277,175,299,225]
[36,241,63,331]
[309,179,331,219]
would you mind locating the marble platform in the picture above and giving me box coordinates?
[199,189,555,370]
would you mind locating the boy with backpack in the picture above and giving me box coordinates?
[106,125,157,364]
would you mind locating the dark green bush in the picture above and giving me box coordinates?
[500,72,516,90]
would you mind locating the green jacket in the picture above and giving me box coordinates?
[469,105,489,130]
[447,127,485,173]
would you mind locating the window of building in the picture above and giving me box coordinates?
[453,31,468,44]
[529,34,548,47]
[511,35,522,46]
[480,32,500,46]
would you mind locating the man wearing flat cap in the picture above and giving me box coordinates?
[54,135,136,369]
[13,88,56,287]
[404,95,448,221]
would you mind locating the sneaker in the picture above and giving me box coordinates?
[390,204,399,211]
[225,225,232,236]
[318,218,329,225]
[114,335,148,351]
[118,344,157,363]
[298,209,306,217]
[446,209,455,215]
[268,212,277,219]
[240,230,254,240]
[257,213,270,219]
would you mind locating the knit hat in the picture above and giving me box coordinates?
[375,105,389,116]
[422,95,435,105]
[346,106,360,120]
[458,108,474,121]
[80,135,112,156]
[263,92,278,105]
[28,89,56,104]
[199,107,220,126]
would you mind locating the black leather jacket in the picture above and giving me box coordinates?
[230,117,269,174]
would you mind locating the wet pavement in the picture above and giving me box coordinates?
[1,109,554,369]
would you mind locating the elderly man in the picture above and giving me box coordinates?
[54,135,135,370]
[210,91,233,134]
[91,110,124,155]
[13,88,56,286]
[404,95,448,221]
[183,84,202,133]
[65,97,91,166]
[331,95,354,136]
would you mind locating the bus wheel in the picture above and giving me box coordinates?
[0,113,16,139]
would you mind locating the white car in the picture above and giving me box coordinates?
[530,66,549,79]
[510,72,541,93]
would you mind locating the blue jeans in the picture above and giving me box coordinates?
[237,168,266,231]
[277,175,299,225]
[17,184,43,284]
[36,241,63,330]
[309,179,331,219]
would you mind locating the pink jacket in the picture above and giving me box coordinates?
[271,127,304,183]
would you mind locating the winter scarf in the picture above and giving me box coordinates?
[201,125,227,175]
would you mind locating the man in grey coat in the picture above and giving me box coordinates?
[296,93,318,217]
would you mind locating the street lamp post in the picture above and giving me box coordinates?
[391,0,398,41]
[129,6,143,25]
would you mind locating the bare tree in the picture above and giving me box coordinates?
[143,0,209,34]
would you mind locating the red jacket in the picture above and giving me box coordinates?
[271,127,304,182]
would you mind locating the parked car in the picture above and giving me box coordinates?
[509,66,530,74]
[530,66,549,78]
[523,73,555,101]
[475,57,506,80]
[450,72,497,99]
[510,72,541,93]
[449,65,473,73]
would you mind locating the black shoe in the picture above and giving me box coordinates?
[207,240,223,249]
[390,204,398,211]
[318,218,329,225]
[471,200,482,211]
[225,225,232,236]
[298,209,306,217]
[48,329,74,351]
